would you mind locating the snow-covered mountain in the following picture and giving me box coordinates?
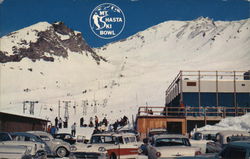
[0,17,249,125]
[0,21,104,63]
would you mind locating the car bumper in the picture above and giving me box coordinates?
[69,152,108,159]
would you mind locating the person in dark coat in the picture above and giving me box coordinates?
[95,116,99,128]
[80,117,84,127]
[113,122,118,131]
[102,117,108,127]
[58,118,62,129]
[55,117,58,127]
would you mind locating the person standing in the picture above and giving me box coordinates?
[71,123,76,137]
[102,117,108,127]
[50,125,57,136]
[94,116,99,128]
[58,118,62,129]
[55,117,58,127]
[80,117,84,127]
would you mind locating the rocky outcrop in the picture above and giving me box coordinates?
[0,22,106,64]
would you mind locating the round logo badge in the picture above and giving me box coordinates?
[89,3,125,39]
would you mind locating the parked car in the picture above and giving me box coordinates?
[54,133,76,145]
[206,130,250,153]
[147,134,201,159]
[148,128,168,138]
[0,132,47,159]
[27,131,72,158]
[70,132,139,159]
[148,128,168,142]
[190,130,219,154]
[10,132,52,156]
[0,144,32,159]
[177,140,250,159]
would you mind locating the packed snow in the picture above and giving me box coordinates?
[196,113,250,132]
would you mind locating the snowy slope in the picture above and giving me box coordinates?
[0,17,250,128]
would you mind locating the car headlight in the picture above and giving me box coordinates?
[27,146,33,153]
[138,148,143,154]
[70,145,77,151]
[98,147,106,152]
[41,144,45,149]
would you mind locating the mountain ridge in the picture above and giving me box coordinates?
[0,22,106,64]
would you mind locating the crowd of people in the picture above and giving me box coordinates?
[47,115,129,137]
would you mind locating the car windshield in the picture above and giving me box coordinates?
[91,136,117,144]
[0,133,11,141]
[194,133,202,140]
[155,138,190,147]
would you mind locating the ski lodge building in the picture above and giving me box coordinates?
[136,70,250,138]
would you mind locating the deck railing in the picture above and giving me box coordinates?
[137,106,250,118]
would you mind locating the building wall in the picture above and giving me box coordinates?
[136,117,186,139]
[167,93,250,107]
[0,113,48,132]
[182,80,250,92]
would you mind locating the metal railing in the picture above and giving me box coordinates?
[137,106,250,118]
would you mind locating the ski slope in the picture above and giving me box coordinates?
[0,17,250,128]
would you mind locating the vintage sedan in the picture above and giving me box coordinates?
[178,140,250,159]
[10,132,52,156]
[54,133,76,145]
[0,132,47,159]
[0,144,32,159]
[189,130,219,154]
[147,134,201,159]
[70,132,140,159]
[206,130,250,153]
[27,131,72,158]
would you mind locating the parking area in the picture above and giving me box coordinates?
[48,156,148,159]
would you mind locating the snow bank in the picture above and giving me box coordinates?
[196,113,250,132]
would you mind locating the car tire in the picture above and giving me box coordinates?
[56,147,67,158]
[110,153,117,159]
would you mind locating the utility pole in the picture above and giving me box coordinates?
[63,101,71,121]
[82,100,88,115]
[93,99,97,114]
[29,101,38,115]
[23,101,28,114]
[23,101,38,115]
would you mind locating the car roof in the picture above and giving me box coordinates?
[10,132,39,137]
[92,132,136,137]
[154,134,187,139]
[228,140,250,149]
[149,128,167,132]
[195,130,220,134]
[26,131,51,136]
[55,133,71,135]
[217,130,250,136]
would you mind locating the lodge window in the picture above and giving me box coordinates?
[187,82,196,86]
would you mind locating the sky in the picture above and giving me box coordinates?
[0,0,249,47]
